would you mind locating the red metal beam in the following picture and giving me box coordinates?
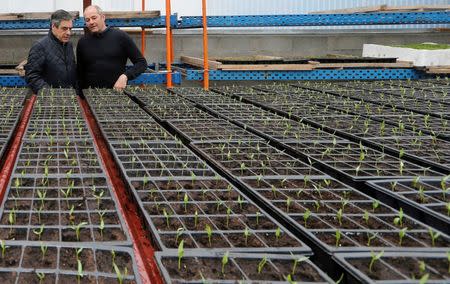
[165,0,173,88]
[78,97,163,284]
[0,96,36,205]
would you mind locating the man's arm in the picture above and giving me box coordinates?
[24,43,49,94]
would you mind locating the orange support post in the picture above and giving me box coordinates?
[202,0,209,90]
[165,0,173,88]
[141,0,146,55]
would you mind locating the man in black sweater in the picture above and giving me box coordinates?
[77,5,147,90]
[25,10,77,94]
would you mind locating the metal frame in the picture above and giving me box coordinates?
[0,16,177,30]
[0,72,181,87]
[185,69,430,81]
[178,11,450,28]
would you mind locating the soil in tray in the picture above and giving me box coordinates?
[347,258,404,280]
[22,247,57,269]
[18,272,56,284]
[0,272,17,284]
[194,233,231,248]
[235,258,283,281]
[58,274,98,283]
[160,234,196,249]
[30,213,60,226]
[272,260,327,282]
[0,246,21,267]
[29,228,59,241]
[383,257,443,280]
[0,228,27,240]
[60,247,96,271]
[95,250,133,274]
[162,257,244,281]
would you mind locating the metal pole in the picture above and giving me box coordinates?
[165,0,173,88]
[141,0,146,55]
[202,0,209,90]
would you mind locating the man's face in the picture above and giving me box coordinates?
[52,20,73,43]
[84,7,106,33]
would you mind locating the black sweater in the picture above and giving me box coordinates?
[25,31,77,94]
[76,27,147,88]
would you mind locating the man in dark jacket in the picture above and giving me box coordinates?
[24,10,77,94]
[77,5,147,91]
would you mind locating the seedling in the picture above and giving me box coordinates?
[77,259,84,283]
[243,226,251,246]
[113,262,128,284]
[286,197,292,213]
[335,230,341,247]
[285,274,296,284]
[271,185,278,198]
[372,200,380,212]
[257,256,267,274]
[183,193,189,213]
[303,209,311,228]
[363,210,369,225]
[290,252,309,275]
[175,227,184,245]
[33,224,45,241]
[177,240,184,270]
[226,207,231,228]
[336,208,343,226]
[237,195,244,210]
[194,210,198,227]
[428,228,441,247]
[40,242,47,261]
[398,227,408,246]
[418,260,426,275]
[393,208,404,227]
[441,175,449,199]
[369,251,384,273]
[275,227,282,242]
[419,274,429,284]
[163,208,171,229]
[71,221,88,241]
[36,272,45,284]
[98,211,106,237]
[221,251,229,275]
[93,188,105,209]
[205,225,213,247]
[366,232,378,246]
[0,240,5,259]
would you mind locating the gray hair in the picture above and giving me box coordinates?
[51,9,72,27]
[84,5,104,16]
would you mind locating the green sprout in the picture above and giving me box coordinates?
[372,200,380,212]
[177,240,184,270]
[286,197,292,213]
[0,240,6,259]
[36,272,45,284]
[183,193,189,213]
[113,262,128,284]
[290,252,309,275]
[398,227,408,246]
[369,251,384,273]
[255,211,261,226]
[71,222,88,241]
[428,228,441,247]
[40,241,47,261]
[275,227,281,242]
[393,208,404,227]
[336,208,343,226]
[194,210,198,227]
[419,274,429,284]
[176,227,184,245]
[257,256,267,274]
[244,226,250,246]
[205,224,213,247]
[77,259,83,283]
[221,251,229,275]
[303,209,311,228]
[33,224,45,241]
[335,230,341,247]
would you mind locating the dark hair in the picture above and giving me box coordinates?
[51,10,72,27]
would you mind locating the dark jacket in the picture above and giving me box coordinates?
[25,31,77,94]
[77,27,147,88]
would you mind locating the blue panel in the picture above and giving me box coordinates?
[0,16,177,30]
[127,72,182,84]
[0,76,26,87]
[178,11,450,28]
[185,69,429,81]
[0,72,181,87]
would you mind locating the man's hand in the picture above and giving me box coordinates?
[113,74,128,91]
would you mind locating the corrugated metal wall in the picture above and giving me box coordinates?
[0,0,448,29]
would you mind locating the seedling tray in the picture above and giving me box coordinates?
[143,103,213,121]
[0,242,141,284]
[167,119,262,143]
[110,141,216,180]
[155,251,333,283]
[237,176,450,253]
[24,119,91,140]
[334,251,450,283]
[191,140,323,178]
[367,179,450,230]
[0,87,27,106]
[97,119,175,142]
[0,174,131,245]
[87,104,149,122]
[127,177,311,254]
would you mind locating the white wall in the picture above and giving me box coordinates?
[1,0,448,16]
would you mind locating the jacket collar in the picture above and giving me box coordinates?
[92,26,110,38]
[48,30,66,46]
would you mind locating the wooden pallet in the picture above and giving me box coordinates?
[181,56,413,71]
[310,5,450,14]
[424,66,450,74]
